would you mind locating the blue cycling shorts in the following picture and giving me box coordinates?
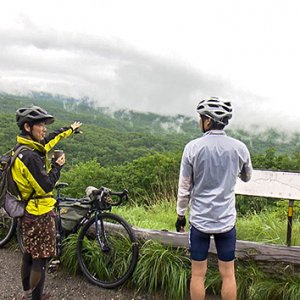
[189,225,236,262]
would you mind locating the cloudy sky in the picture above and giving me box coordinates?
[0,0,299,130]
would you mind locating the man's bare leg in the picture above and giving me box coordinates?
[218,260,236,300]
[190,259,207,300]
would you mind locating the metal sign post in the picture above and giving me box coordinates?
[287,200,294,247]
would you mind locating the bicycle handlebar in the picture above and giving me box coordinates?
[91,187,128,207]
[55,183,129,208]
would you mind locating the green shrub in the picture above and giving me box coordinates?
[132,240,190,300]
[60,152,181,206]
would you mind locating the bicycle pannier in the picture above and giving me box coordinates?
[59,200,91,231]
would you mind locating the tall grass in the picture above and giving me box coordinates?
[235,262,300,300]
[62,232,300,300]
[61,234,80,274]
[132,240,190,300]
[115,199,177,231]
[61,234,190,300]
[237,210,300,245]
[116,199,300,246]
[60,200,300,299]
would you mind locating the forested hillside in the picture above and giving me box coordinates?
[1,92,299,169]
[0,92,194,166]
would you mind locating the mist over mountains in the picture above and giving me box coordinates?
[0,91,298,158]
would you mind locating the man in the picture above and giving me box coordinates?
[12,105,82,300]
[175,97,252,300]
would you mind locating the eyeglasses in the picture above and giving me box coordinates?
[33,123,47,129]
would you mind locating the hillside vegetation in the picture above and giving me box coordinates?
[2,92,300,201]
[2,92,300,299]
[1,91,299,162]
[0,92,192,166]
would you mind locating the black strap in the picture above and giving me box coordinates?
[31,195,53,200]
[10,145,31,166]
[11,145,35,205]
[12,145,53,205]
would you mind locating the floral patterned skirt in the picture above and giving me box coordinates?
[21,210,57,259]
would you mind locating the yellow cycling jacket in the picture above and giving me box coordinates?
[11,127,73,215]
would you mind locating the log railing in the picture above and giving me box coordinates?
[132,170,300,266]
[133,227,300,266]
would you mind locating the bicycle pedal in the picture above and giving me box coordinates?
[47,265,59,273]
[48,259,61,273]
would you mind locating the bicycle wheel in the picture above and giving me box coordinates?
[0,207,17,247]
[77,212,139,289]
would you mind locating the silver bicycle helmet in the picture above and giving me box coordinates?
[196,96,232,125]
[16,105,54,128]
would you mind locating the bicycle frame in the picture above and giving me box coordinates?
[50,183,138,289]
[94,210,111,252]
[55,187,92,255]
[55,185,124,255]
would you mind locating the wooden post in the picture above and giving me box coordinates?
[287,200,294,247]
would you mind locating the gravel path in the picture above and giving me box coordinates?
[0,246,219,300]
[0,247,159,300]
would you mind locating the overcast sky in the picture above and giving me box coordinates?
[0,0,300,130]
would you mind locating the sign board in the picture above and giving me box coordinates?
[235,170,300,200]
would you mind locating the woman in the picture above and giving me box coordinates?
[12,105,82,300]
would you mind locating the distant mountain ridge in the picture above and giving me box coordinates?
[0,91,199,136]
[0,91,298,158]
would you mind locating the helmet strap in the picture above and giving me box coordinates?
[201,117,207,133]
[200,115,213,133]
[28,128,38,142]
[23,122,39,143]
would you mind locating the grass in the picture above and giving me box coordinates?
[60,199,300,299]
[62,232,300,300]
[115,200,177,231]
[61,234,190,300]
[132,240,190,300]
[114,200,300,246]
[234,262,300,300]
[116,199,300,246]
[237,210,300,246]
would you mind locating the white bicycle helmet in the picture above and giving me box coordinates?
[16,105,54,128]
[196,96,232,125]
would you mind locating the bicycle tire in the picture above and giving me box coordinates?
[77,212,139,289]
[0,208,17,248]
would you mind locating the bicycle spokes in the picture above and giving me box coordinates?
[0,208,17,247]
[77,213,139,288]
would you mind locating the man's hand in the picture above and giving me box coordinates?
[70,121,83,132]
[175,215,186,232]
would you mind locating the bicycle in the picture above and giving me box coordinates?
[4,183,139,289]
[0,207,17,247]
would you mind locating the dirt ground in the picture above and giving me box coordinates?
[0,246,219,300]
[0,246,157,300]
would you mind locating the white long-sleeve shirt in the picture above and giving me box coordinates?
[177,130,252,233]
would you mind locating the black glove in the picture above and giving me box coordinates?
[175,215,186,232]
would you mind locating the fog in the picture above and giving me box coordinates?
[1,0,300,132]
